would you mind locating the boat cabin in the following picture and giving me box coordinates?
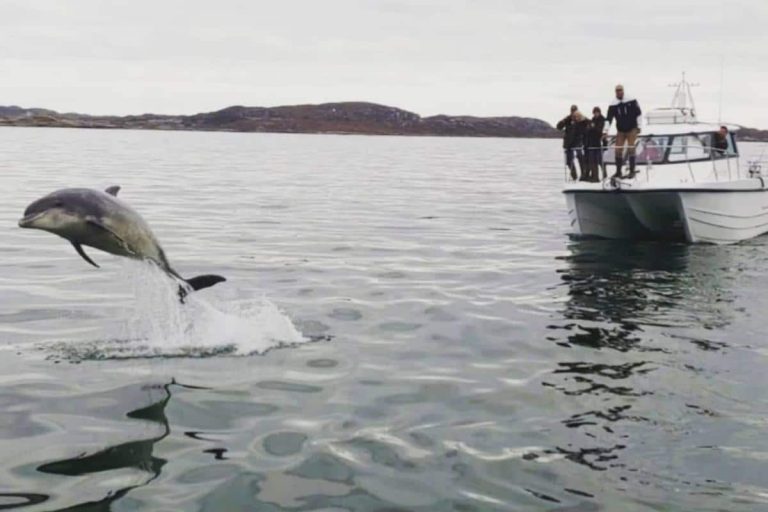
[603,121,739,166]
[600,115,741,183]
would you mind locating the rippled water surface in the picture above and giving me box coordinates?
[1,127,768,511]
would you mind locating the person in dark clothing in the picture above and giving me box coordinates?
[713,126,729,156]
[606,84,642,179]
[556,105,587,180]
[585,107,606,182]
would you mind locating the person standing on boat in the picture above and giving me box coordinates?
[557,105,587,181]
[585,107,606,181]
[605,84,642,179]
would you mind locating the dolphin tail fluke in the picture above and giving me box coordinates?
[184,274,227,292]
[167,270,226,303]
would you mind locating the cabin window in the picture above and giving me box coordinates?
[718,133,738,157]
[635,136,668,164]
[598,132,737,166]
[698,134,714,158]
[603,136,668,164]
[668,135,707,162]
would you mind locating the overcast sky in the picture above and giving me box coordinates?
[2,0,767,127]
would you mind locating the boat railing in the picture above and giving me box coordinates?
[748,160,768,178]
[564,143,740,183]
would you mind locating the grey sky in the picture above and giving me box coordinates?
[1,0,767,127]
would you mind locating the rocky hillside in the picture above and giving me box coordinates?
[0,102,559,138]
[737,127,768,143]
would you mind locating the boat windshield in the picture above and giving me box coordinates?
[602,132,737,165]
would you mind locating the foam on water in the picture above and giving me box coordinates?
[48,261,308,360]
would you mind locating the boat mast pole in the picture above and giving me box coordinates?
[718,56,725,124]
[670,72,698,122]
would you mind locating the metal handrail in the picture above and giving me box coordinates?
[748,160,768,178]
[576,143,736,153]
[563,143,740,184]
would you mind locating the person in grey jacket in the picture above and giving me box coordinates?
[606,84,642,179]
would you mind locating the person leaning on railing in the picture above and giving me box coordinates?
[713,126,729,156]
[556,105,588,181]
[605,84,642,179]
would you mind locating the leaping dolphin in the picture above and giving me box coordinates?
[18,186,225,297]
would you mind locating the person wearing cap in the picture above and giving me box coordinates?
[585,106,606,182]
[606,85,642,179]
[556,105,588,181]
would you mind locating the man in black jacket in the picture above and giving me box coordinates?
[713,126,729,156]
[585,107,606,182]
[557,105,587,180]
[606,85,642,179]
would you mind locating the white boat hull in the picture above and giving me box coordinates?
[564,179,768,244]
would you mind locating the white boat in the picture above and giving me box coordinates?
[563,76,768,245]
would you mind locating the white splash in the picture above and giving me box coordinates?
[53,261,307,360]
[123,261,307,357]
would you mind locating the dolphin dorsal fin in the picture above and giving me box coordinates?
[105,186,121,196]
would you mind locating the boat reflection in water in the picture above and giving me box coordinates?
[542,238,736,482]
[553,238,735,352]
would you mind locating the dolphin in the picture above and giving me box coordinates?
[18,186,225,298]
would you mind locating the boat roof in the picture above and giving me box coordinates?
[642,117,739,136]
[606,117,739,136]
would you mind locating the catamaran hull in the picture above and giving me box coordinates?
[565,185,768,244]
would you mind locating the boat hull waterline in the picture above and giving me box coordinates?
[564,179,768,244]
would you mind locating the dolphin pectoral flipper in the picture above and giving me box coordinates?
[71,241,100,268]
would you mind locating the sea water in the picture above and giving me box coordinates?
[0,127,767,511]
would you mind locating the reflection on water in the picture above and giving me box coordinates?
[34,381,187,511]
[546,241,695,437]
[39,384,170,479]
[553,239,736,351]
[0,494,47,510]
[557,241,690,351]
[542,241,689,474]
[541,239,744,488]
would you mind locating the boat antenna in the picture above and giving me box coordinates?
[669,72,699,120]
[718,56,725,124]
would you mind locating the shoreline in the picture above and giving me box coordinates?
[0,121,561,140]
[0,101,561,140]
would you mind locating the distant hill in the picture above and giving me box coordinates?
[737,127,768,143]
[0,102,560,139]
[0,105,57,118]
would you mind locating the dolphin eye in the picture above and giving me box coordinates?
[53,201,63,208]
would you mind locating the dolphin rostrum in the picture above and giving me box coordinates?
[18,186,225,298]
